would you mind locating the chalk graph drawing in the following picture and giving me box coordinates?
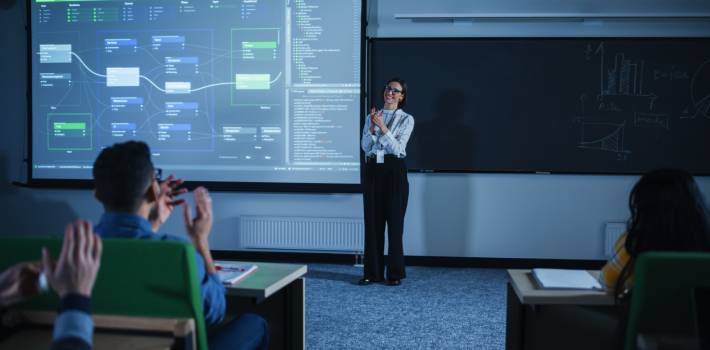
[578,120,631,155]
[573,43,637,159]
[577,42,710,161]
[575,42,678,159]
[681,59,710,120]
[594,43,659,111]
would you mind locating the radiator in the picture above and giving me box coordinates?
[240,216,364,252]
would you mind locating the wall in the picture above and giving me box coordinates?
[367,0,710,38]
[1,0,708,260]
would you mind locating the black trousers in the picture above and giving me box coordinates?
[363,155,409,280]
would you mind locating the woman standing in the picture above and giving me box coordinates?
[359,78,414,286]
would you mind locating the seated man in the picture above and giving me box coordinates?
[0,220,102,350]
[91,141,268,350]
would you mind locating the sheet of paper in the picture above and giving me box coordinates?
[532,268,602,290]
[216,263,258,285]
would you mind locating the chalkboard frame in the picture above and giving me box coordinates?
[368,37,710,176]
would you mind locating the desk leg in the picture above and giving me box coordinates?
[506,282,524,350]
[226,278,305,350]
[286,277,305,350]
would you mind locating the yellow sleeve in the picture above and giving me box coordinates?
[599,232,630,291]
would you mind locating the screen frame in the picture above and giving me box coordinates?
[25,0,366,193]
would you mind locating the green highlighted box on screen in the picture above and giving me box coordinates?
[53,122,86,130]
[48,113,92,150]
[235,74,270,90]
[242,41,277,49]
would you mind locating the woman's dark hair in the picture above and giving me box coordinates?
[614,168,710,297]
[382,77,407,109]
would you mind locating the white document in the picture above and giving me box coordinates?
[216,263,258,285]
[532,268,602,290]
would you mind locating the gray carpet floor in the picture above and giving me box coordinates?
[304,264,508,349]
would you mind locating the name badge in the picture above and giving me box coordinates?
[376,150,385,164]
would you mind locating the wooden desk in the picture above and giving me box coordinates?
[508,269,613,306]
[0,311,195,350]
[506,269,617,350]
[218,261,307,350]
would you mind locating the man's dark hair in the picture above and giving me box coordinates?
[93,141,154,213]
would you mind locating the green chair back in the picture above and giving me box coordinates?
[0,237,209,350]
[625,251,710,350]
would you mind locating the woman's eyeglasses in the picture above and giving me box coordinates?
[384,86,402,94]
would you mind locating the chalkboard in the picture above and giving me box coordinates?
[369,38,710,174]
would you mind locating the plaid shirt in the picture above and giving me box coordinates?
[599,232,633,291]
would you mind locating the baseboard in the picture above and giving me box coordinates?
[212,250,606,270]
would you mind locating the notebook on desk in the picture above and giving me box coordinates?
[216,263,258,285]
[531,268,603,290]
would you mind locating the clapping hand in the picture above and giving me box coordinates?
[370,107,386,134]
[42,221,102,298]
[183,186,213,249]
[150,175,188,231]
[0,262,40,307]
[183,187,216,273]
